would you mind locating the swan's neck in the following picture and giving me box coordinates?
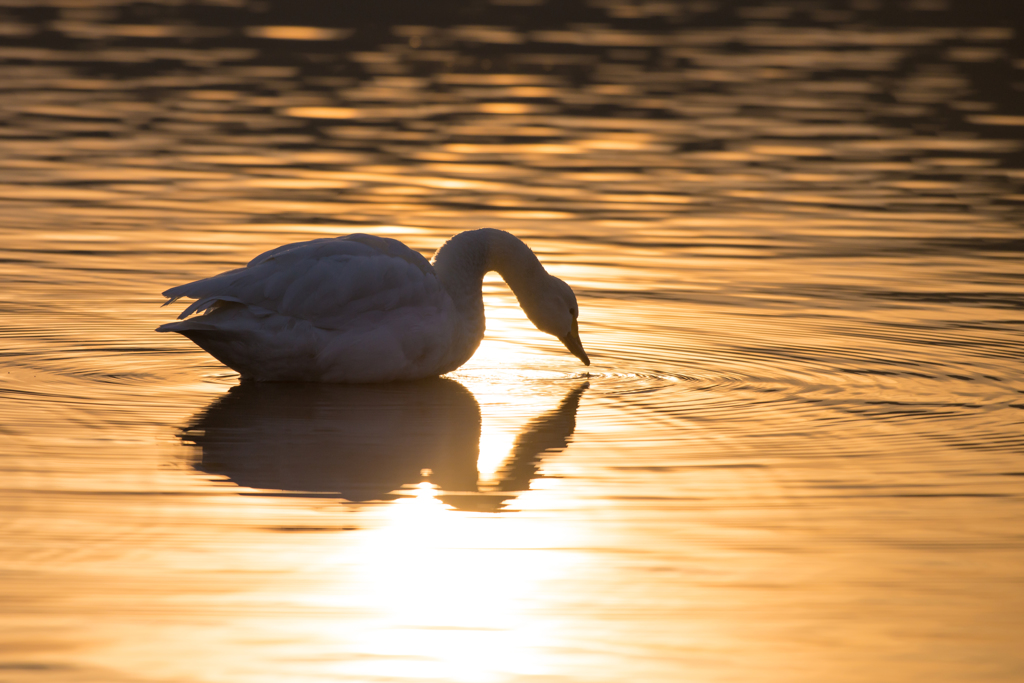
[431,228,548,325]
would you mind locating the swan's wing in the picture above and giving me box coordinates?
[161,234,443,330]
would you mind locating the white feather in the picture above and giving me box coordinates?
[157,229,589,382]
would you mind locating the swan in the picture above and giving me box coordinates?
[157,228,589,382]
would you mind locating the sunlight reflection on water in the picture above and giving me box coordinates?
[1,1,1023,681]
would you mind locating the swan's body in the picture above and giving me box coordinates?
[157,229,588,382]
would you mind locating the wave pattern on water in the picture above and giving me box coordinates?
[1,2,1023,683]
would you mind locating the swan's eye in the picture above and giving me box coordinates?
[570,306,578,319]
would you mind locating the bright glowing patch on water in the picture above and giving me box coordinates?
[476,426,517,483]
[244,26,353,41]
[330,484,575,681]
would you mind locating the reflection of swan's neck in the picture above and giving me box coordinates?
[432,228,549,332]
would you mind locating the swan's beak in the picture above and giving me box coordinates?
[561,319,590,366]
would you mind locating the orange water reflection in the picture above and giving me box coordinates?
[183,378,586,511]
[1,1,1024,682]
[339,483,576,681]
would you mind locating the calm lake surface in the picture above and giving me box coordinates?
[1,1,1022,681]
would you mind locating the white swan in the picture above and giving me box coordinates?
[157,228,589,382]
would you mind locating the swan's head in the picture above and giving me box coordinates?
[522,275,590,366]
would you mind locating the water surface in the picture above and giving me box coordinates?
[1,2,1023,682]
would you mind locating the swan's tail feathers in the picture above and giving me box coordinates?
[159,288,246,320]
[156,300,270,335]
[156,299,256,334]
[160,267,249,315]
[161,281,201,302]
[154,323,251,376]
[174,295,247,320]
[155,318,224,334]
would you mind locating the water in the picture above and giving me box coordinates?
[1,1,1023,681]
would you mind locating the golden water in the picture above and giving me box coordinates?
[1,2,1023,681]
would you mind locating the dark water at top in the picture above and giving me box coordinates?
[1,1,1022,681]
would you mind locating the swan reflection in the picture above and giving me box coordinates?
[182,379,586,511]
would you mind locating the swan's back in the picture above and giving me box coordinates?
[158,234,468,382]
